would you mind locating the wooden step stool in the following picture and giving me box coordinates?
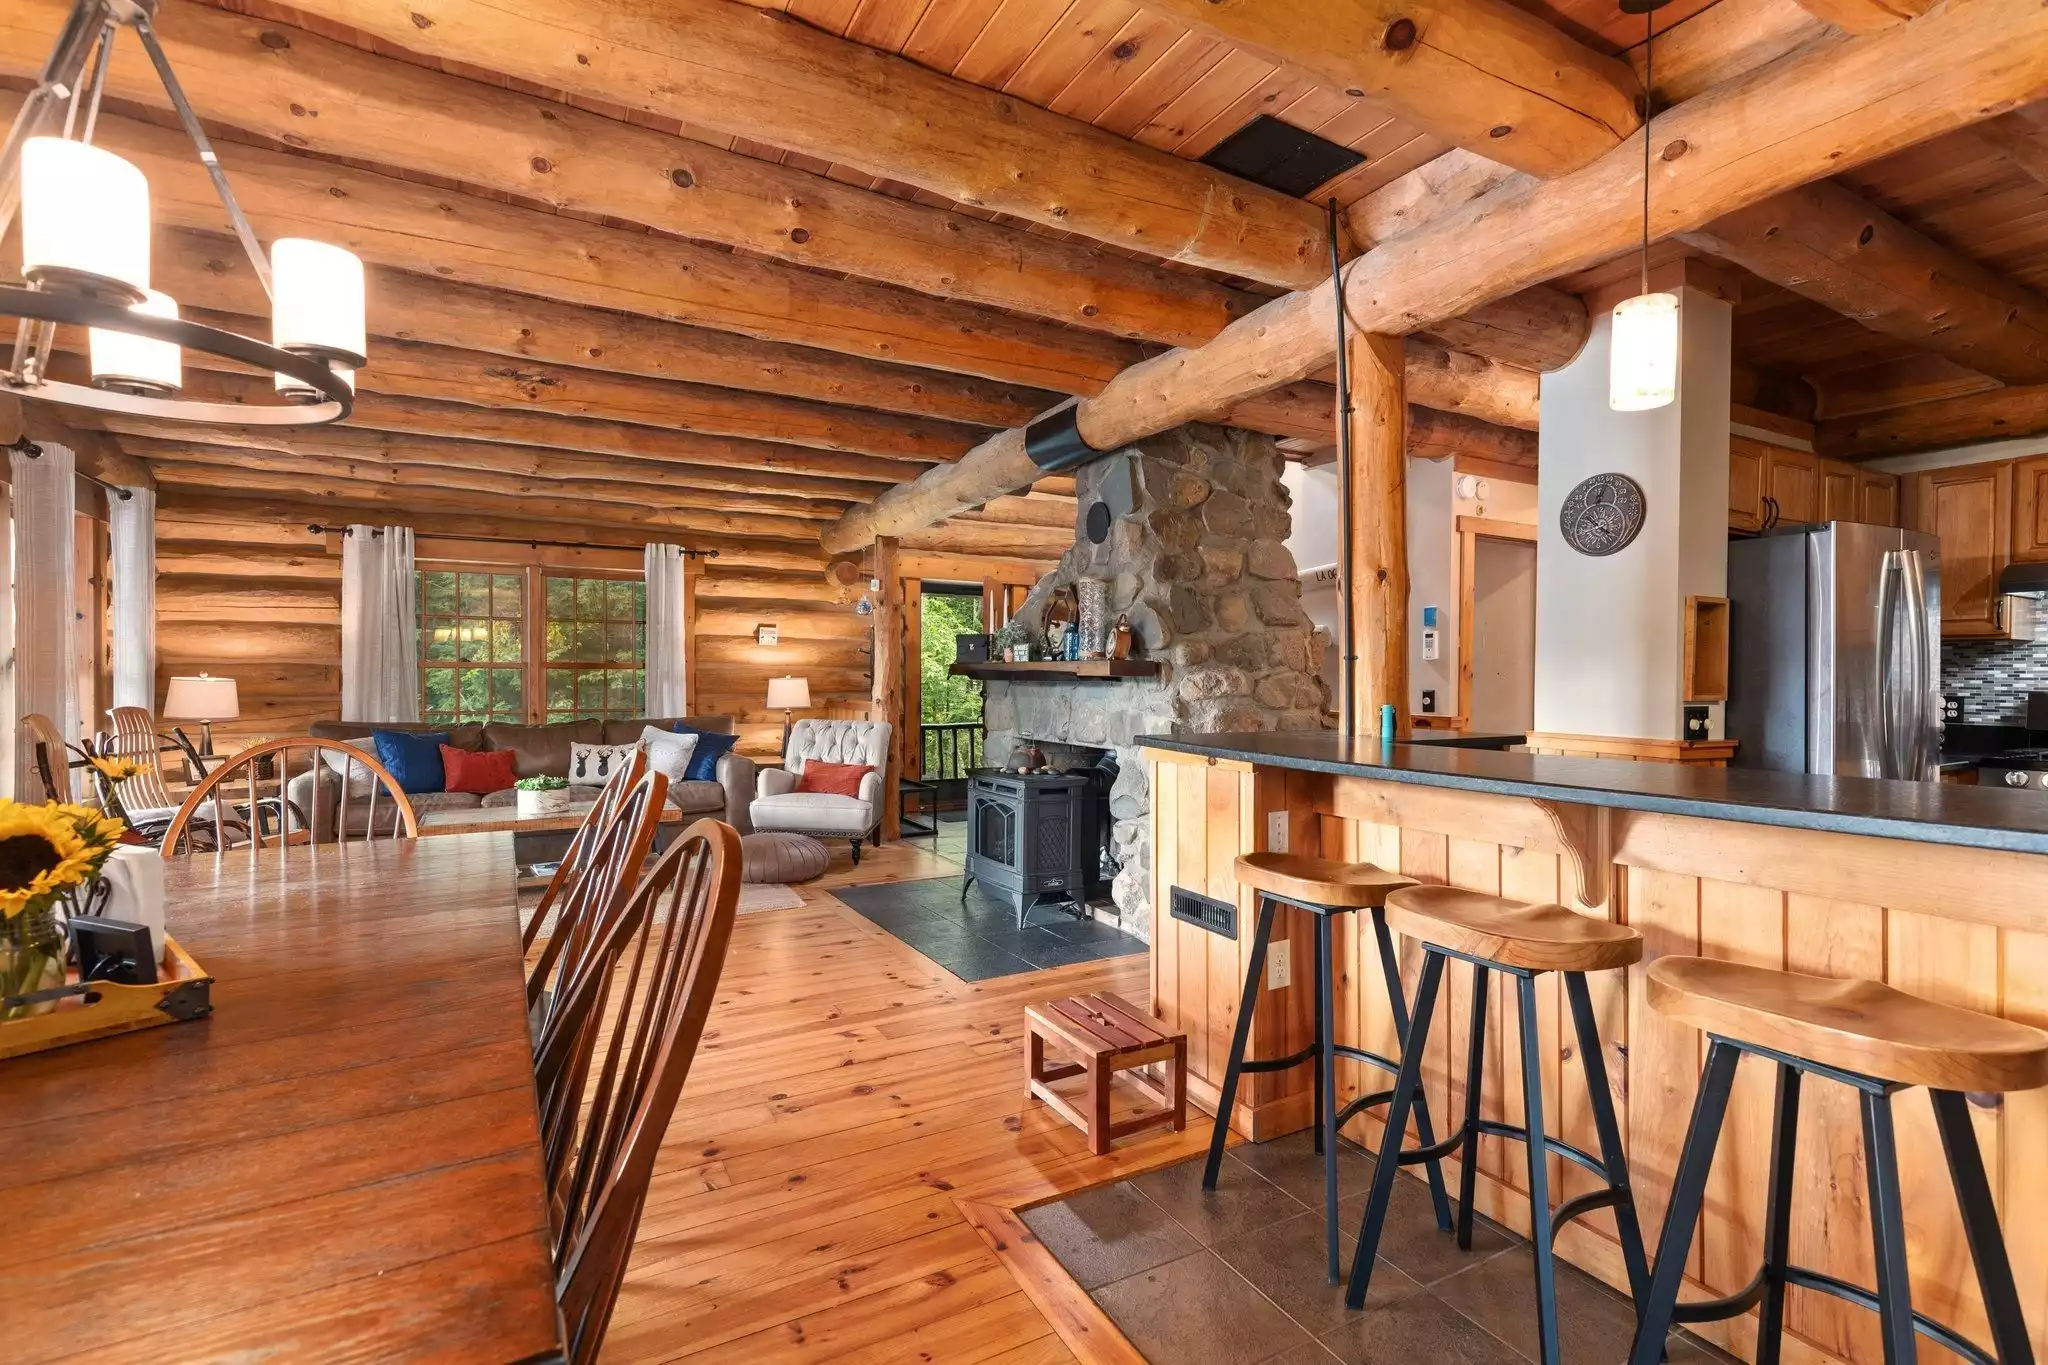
[1025,993,1187,1156]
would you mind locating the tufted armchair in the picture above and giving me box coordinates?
[751,719,892,862]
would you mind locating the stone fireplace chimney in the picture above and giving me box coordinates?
[981,422,1329,940]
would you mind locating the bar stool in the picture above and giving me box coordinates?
[1346,885,1653,1365]
[1204,852,1457,1287]
[1627,959,2048,1365]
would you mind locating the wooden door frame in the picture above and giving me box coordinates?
[1454,515,1539,730]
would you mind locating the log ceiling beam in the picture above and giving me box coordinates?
[1629,0,1837,106]
[256,0,1336,290]
[1816,383,2048,458]
[821,0,2048,552]
[1787,0,1935,34]
[1140,0,1641,178]
[1971,106,2048,187]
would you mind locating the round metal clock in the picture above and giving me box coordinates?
[1558,473,1647,556]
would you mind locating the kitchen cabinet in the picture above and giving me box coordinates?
[2015,454,2048,562]
[1823,464,1859,521]
[1859,472,1900,527]
[1765,446,1822,524]
[1729,436,1899,533]
[1729,438,1767,533]
[1906,461,2024,637]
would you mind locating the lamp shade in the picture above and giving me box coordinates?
[1608,291,1680,412]
[20,137,150,301]
[162,674,240,721]
[271,238,368,366]
[766,676,811,710]
[90,289,183,396]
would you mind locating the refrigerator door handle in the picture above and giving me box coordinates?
[1875,550,1909,780]
[1900,548,1935,777]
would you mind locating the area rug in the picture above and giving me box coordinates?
[737,883,805,914]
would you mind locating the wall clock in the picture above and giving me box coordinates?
[1559,473,1647,556]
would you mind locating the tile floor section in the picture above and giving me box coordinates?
[1022,1133,1742,1365]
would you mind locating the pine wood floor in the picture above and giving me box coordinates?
[602,837,1201,1363]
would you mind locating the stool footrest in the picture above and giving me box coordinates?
[1550,1187,1629,1243]
[1670,1266,1997,1365]
[1239,1042,1318,1076]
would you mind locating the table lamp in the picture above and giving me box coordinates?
[163,674,239,756]
[766,675,810,750]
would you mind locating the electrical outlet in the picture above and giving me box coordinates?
[1265,809,1290,854]
[1267,940,1292,990]
[1421,689,1437,714]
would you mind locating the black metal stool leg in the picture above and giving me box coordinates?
[1627,1040,1741,1365]
[1860,1089,1915,1365]
[1455,962,1489,1251]
[1203,894,1277,1191]
[1753,1062,1802,1365]
[1317,913,1341,1283]
[1345,949,1445,1311]
[1565,972,1652,1311]
[1372,909,1455,1230]
[1931,1088,2038,1365]
[1517,974,1561,1365]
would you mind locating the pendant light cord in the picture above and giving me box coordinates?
[1640,8,1653,298]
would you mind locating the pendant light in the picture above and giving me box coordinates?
[19,136,150,301]
[1609,0,1679,413]
[90,288,182,396]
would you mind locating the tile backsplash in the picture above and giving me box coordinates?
[1943,614,2048,723]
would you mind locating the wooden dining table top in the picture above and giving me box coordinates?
[0,833,564,1364]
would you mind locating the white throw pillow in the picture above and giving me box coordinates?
[568,741,638,785]
[638,726,700,785]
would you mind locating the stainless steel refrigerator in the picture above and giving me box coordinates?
[1726,521,1942,779]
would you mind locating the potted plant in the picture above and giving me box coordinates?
[515,775,572,818]
[1,801,126,1021]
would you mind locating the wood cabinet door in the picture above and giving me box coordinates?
[1907,462,2013,636]
[1822,464,1859,521]
[1766,449,1821,525]
[1858,472,1900,527]
[1729,439,1766,532]
[2014,455,2048,562]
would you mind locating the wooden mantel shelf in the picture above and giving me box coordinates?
[949,659,1163,682]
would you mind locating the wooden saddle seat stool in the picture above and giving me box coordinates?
[1208,852,1458,1289]
[1349,884,1652,1365]
[1025,993,1186,1156]
[1627,958,2048,1365]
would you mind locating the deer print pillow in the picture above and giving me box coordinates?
[568,741,637,785]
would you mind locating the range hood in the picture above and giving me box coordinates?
[1997,561,2048,597]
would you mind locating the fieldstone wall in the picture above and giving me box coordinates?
[981,422,1329,939]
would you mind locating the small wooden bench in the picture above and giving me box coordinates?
[1025,993,1187,1156]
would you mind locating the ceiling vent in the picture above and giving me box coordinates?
[1199,115,1366,198]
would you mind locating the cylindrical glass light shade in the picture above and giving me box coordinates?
[271,238,367,365]
[1609,291,1680,412]
[275,362,354,403]
[90,290,183,397]
[20,137,151,302]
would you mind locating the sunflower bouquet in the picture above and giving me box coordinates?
[0,801,128,1021]
[70,737,147,828]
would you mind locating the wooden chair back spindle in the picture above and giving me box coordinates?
[21,713,71,801]
[548,818,742,1365]
[524,750,653,958]
[160,738,417,857]
[105,706,182,814]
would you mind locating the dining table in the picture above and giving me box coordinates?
[0,832,564,1363]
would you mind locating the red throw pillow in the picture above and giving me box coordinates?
[795,761,873,797]
[442,744,518,795]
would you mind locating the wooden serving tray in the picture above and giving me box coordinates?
[0,937,214,1060]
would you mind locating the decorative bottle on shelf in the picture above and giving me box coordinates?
[1077,578,1110,659]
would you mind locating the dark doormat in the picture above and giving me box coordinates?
[834,875,1144,981]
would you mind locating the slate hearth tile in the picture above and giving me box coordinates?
[1037,915,1134,945]
[1012,935,1132,969]
[923,942,1038,982]
[1336,1171,1517,1287]
[1019,1180,1199,1290]
[1211,1210,1423,1337]
[1133,1154,1308,1246]
[1314,1289,1519,1365]
[1432,1248,1731,1365]
[1225,1130,1378,1207]
[1093,1249,1312,1365]
[1261,1344,1344,1365]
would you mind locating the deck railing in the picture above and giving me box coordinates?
[919,721,983,781]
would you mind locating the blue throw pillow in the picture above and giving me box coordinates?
[675,725,738,783]
[369,729,451,794]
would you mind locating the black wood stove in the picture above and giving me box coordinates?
[962,757,1116,927]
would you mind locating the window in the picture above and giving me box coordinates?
[419,568,526,725]
[543,574,646,723]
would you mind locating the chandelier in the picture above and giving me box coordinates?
[0,0,361,425]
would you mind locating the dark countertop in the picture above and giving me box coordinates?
[1137,730,2048,856]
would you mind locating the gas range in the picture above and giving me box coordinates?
[1981,749,2048,790]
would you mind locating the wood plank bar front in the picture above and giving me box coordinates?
[1147,755,2048,1365]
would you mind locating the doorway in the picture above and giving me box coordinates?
[1459,519,1538,734]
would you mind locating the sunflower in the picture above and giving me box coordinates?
[0,803,103,921]
[89,755,145,782]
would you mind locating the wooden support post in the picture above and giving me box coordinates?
[1347,334,1409,739]
[871,537,904,842]
[903,577,922,791]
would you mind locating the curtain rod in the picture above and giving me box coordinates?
[7,436,136,500]
[306,523,719,558]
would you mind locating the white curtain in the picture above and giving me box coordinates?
[644,543,690,716]
[340,524,421,723]
[10,442,77,800]
[109,485,156,711]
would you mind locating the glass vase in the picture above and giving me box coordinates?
[1,902,67,1021]
[1077,578,1111,659]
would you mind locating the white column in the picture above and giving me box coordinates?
[10,441,78,799]
[109,485,156,711]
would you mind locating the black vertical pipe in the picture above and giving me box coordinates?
[1328,199,1357,737]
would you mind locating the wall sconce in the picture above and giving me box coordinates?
[756,623,779,646]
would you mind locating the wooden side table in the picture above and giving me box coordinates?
[1025,992,1186,1155]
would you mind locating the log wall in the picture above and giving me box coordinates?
[1149,751,2048,1365]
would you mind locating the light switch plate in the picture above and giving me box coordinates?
[1266,809,1290,854]
[1267,940,1292,990]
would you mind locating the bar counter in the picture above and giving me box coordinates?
[1138,731,2048,1365]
